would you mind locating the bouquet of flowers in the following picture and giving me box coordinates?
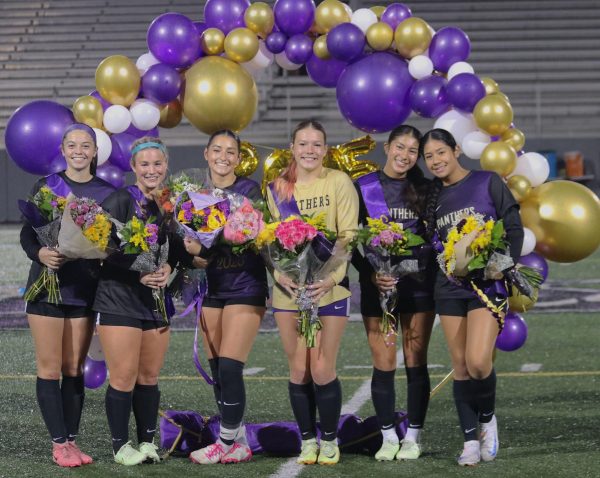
[18,185,67,304]
[353,217,425,340]
[222,197,265,254]
[174,190,230,248]
[157,169,208,214]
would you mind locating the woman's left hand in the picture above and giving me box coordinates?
[183,236,202,256]
[140,263,172,289]
[307,276,336,302]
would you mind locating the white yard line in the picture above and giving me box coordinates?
[520,363,543,372]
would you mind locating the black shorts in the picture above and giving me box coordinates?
[203,296,266,308]
[360,281,434,316]
[96,312,169,331]
[26,301,92,319]
[435,297,487,317]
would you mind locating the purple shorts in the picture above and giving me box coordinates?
[273,298,350,317]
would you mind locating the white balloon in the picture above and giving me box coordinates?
[243,40,274,70]
[521,227,536,256]
[447,61,474,80]
[103,104,131,134]
[351,8,378,33]
[434,109,478,144]
[92,128,112,166]
[461,130,491,160]
[275,52,302,71]
[408,55,434,80]
[509,152,550,187]
[87,334,104,361]
[136,52,160,74]
[129,99,160,131]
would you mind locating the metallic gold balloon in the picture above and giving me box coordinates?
[480,142,517,177]
[95,55,140,106]
[370,6,386,19]
[182,56,258,134]
[244,2,274,38]
[262,148,291,195]
[72,95,104,129]
[473,95,514,136]
[315,0,351,33]
[313,35,331,59]
[501,128,525,151]
[491,91,511,104]
[506,175,531,202]
[508,286,538,312]
[366,22,394,51]
[158,99,182,128]
[236,141,259,177]
[202,28,225,55]
[225,27,260,63]
[394,17,432,58]
[481,77,500,95]
[520,180,600,262]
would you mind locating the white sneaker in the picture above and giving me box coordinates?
[480,415,499,462]
[457,440,480,466]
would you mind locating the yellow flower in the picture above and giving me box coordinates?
[255,221,278,249]
[305,212,328,231]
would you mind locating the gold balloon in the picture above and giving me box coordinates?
[370,6,386,19]
[158,99,183,128]
[236,141,259,177]
[313,35,331,59]
[508,286,538,312]
[366,22,394,51]
[72,95,104,129]
[480,142,517,177]
[244,2,274,38]
[506,175,531,202]
[481,77,500,95]
[315,0,351,33]
[501,128,525,151]
[202,28,225,55]
[224,27,260,63]
[183,56,258,134]
[491,91,511,104]
[520,180,600,262]
[95,55,140,106]
[473,95,513,136]
[394,17,432,58]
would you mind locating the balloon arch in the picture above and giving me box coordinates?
[5,0,600,354]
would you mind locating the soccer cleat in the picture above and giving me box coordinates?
[457,440,481,466]
[67,441,93,465]
[221,442,252,464]
[317,440,340,466]
[189,443,227,465]
[479,415,499,462]
[139,442,161,463]
[113,441,146,466]
[396,439,422,460]
[52,442,82,467]
[296,438,319,465]
[375,439,400,461]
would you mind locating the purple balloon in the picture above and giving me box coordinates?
[5,100,75,175]
[142,63,182,104]
[84,357,107,389]
[446,73,486,112]
[147,13,201,68]
[89,90,111,110]
[284,34,313,65]
[125,124,159,139]
[306,55,347,88]
[193,21,208,36]
[108,132,137,172]
[429,27,471,73]
[336,52,414,133]
[204,0,250,34]
[273,0,315,36]
[496,312,528,352]
[96,163,125,189]
[409,75,450,118]
[518,252,549,283]
[266,31,287,54]
[381,3,412,29]
[327,23,366,62]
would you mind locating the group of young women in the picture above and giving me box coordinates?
[21,119,523,468]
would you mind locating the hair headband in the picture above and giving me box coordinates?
[131,141,167,158]
[63,123,97,144]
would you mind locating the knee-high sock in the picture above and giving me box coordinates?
[61,375,85,441]
[36,377,67,444]
[218,358,246,444]
[288,381,317,440]
[314,378,342,441]
[473,369,496,423]
[371,368,396,430]
[132,383,160,444]
[208,357,222,415]
[105,386,132,454]
[405,365,431,429]
[453,379,478,441]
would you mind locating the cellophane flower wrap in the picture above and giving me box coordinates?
[18,185,67,304]
[258,214,351,348]
[353,216,425,341]
[157,168,209,215]
[222,196,265,254]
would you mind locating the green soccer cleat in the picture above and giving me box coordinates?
[296,438,319,465]
[139,442,161,463]
[113,442,146,466]
[317,440,340,466]
[375,439,400,461]
[396,439,422,460]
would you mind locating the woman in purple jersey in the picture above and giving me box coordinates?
[20,123,115,467]
[421,129,523,466]
[185,130,268,465]
[353,125,435,461]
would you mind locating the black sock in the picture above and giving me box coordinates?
[314,378,342,441]
[208,357,222,415]
[473,369,496,423]
[371,368,396,430]
[105,385,132,454]
[453,379,478,441]
[36,377,67,443]
[219,357,245,444]
[61,375,85,442]
[288,381,317,440]
[132,383,160,444]
[405,365,431,430]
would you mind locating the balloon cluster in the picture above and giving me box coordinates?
[84,334,107,389]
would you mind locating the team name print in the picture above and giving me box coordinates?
[436,206,477,229]
[389,207,416,220]
[298,195,330,211]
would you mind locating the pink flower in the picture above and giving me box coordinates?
[223,199,264,245]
